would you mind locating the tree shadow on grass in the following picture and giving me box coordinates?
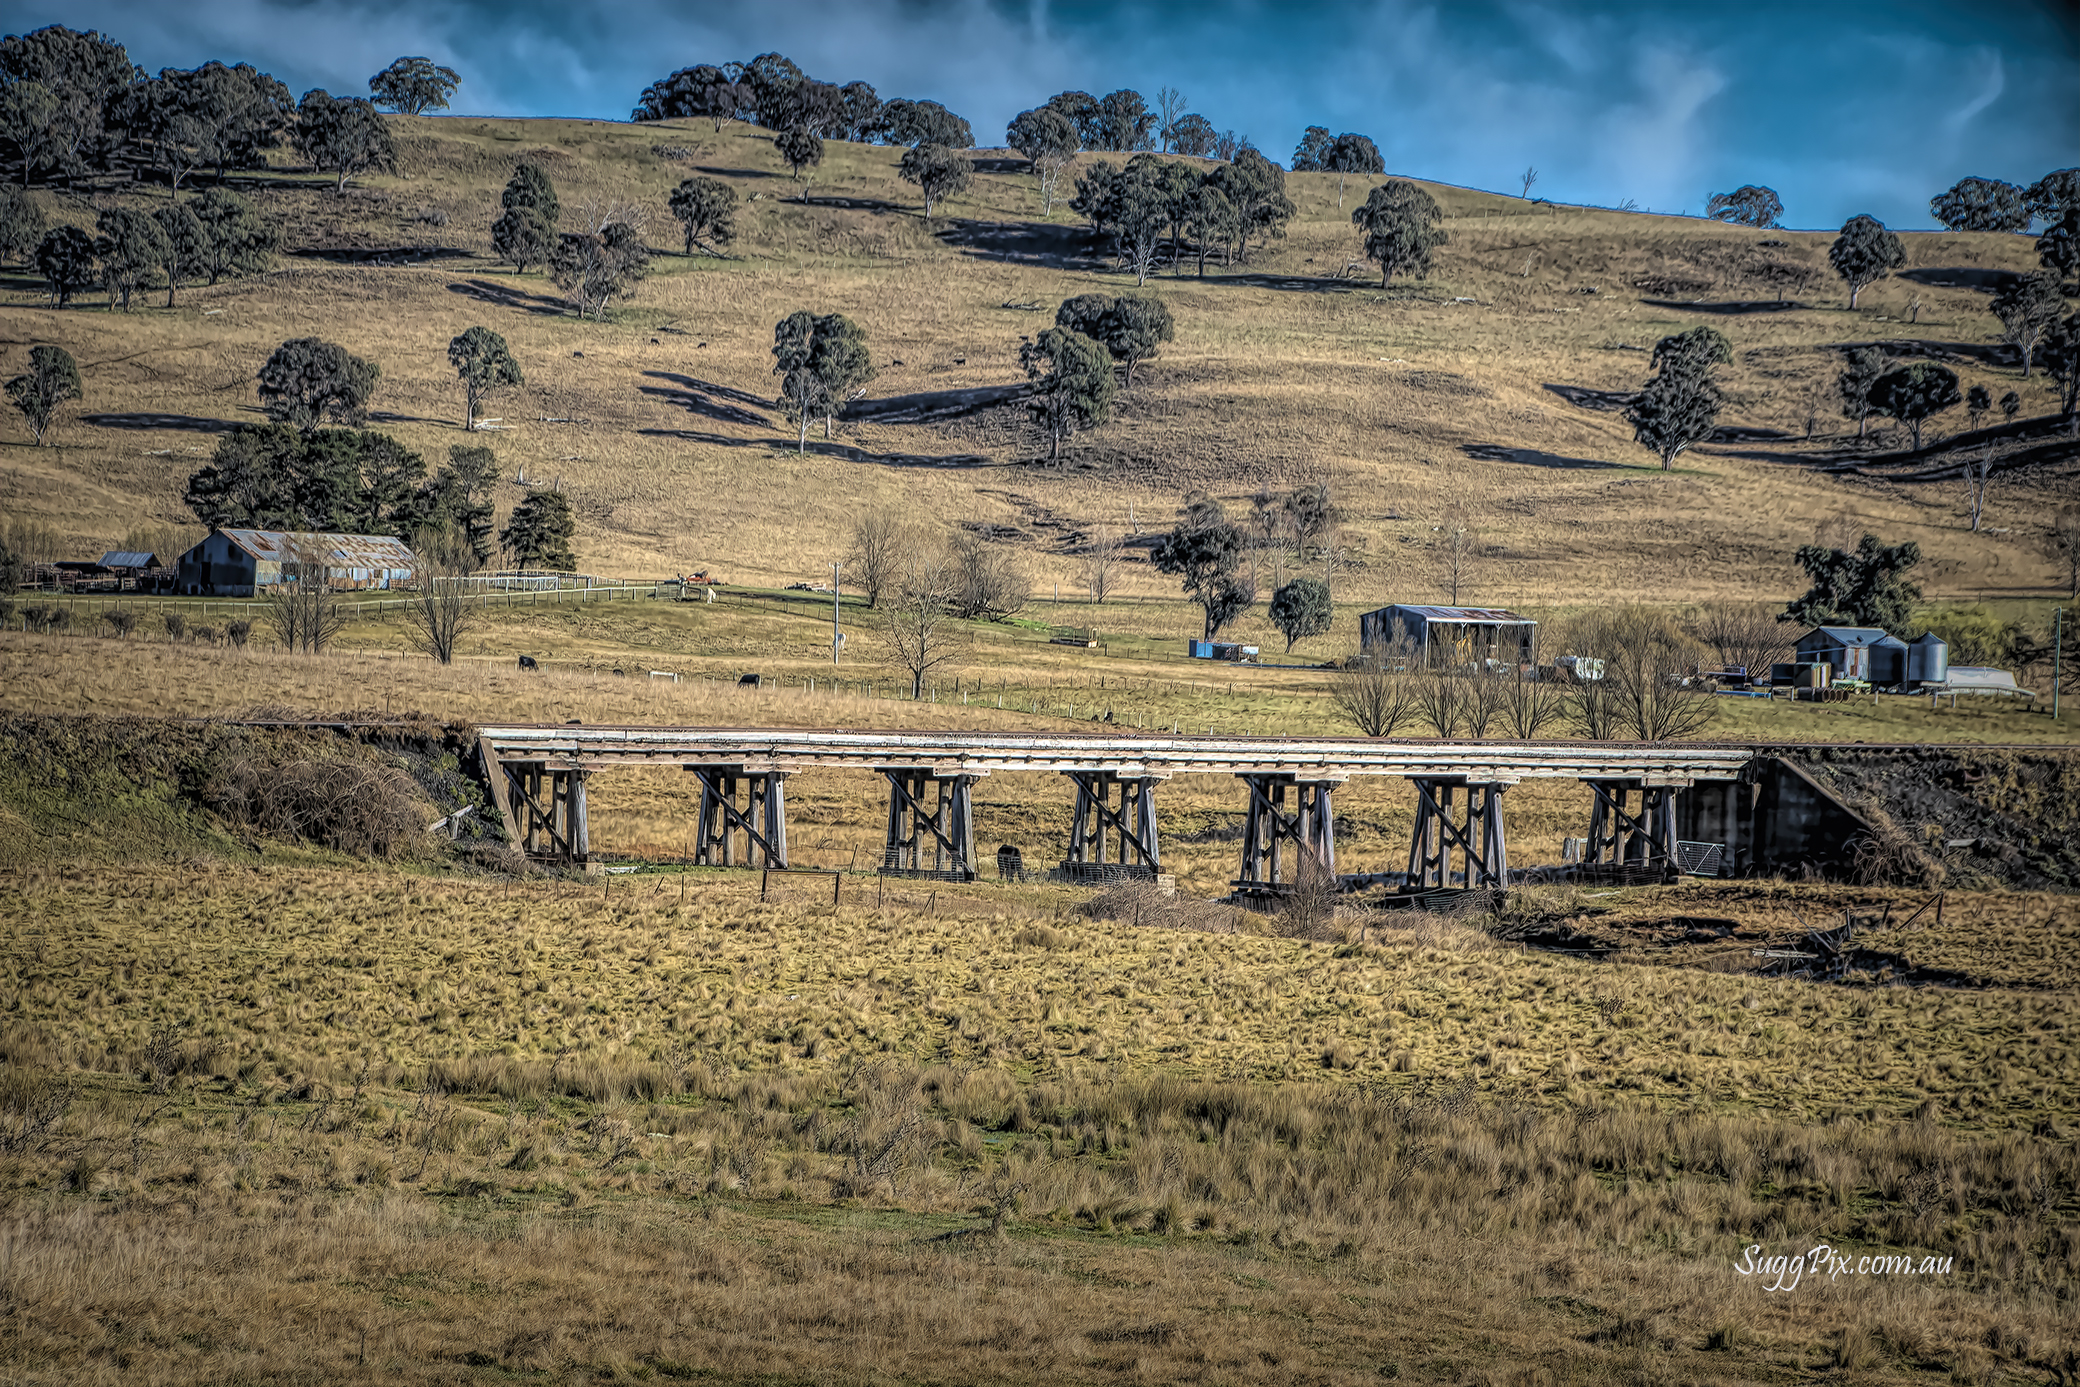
[638,372,772,428]
[80,412,239,434]
[935,216,1109,271]
[446,278,569,316]
[849,382,1031,425]
[291,245,475,266]
[1461,442,1630,470]
[1639,297,1808,315]
[636,427,993,468]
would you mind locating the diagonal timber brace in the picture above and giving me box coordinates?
[1405,777,1508,889]
[1233,774,1339,894]
[1061,770,1163,879]
[686,766,790,869]
[878,767,981,879]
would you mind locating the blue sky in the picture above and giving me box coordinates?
[13,0,2078,229]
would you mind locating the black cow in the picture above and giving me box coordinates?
[737,673,763,688]
[518,655,539,671]
[997,844,1024,881]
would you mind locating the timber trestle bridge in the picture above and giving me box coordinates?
[475,726,1786,893]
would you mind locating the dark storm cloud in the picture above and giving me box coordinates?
[11,0,2078,229]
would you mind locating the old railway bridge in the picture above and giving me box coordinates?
[475,726,1853,891]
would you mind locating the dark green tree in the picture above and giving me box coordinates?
[1091,89,1155,152]
[1006,106,1079,215]
[1057,293,1175,386]
[1990,270,2065,379]
[1152,496,1254,639]
[1706,185,1784,228]
[2023,168,2080,227]
[183,425,434,533]
[837,82,881,141]
[0,184,44,262]
[501,488,577,571]
[191,187,277,282]
[0,79,59,186]
[1043,91,1102,148]
[94,206,168,311]
[1626,327,1732,469]
[1070,158,1122,235]
[501,161,560,226]
[549,221,649,319]
[1966,382,1992,430]
[1291,126,1332,172]
[1353,178,1447,286]
[448,326,523,429]
[898,143,972,226]
[631,65,743,129]
[1829,214,1904,308]
[1869,362,1960,450]
[1782,534,1922,635]
[772,310,875,448]
[1019,327,1115,465]
[109,67,215,196]
[153,200,204,306]
[1181,181,1237,276]
[876,99,973,148]
[368,57,459,115]
[1323,132,1384,208]
[775,125,823,199]
[2038,210,2080,281]
[294,89,396,193]
[492,206,553,273]
[1929,176,2027,232]
[33,224,96,307]
[1268,575,1332,651]
[2041,312,2080,430]
[257,337,381,433]
[668,176,736,255]
[1837,345,1887,438]
[421,443,501,561]
[1108,161,1173,283]
[6,344,82,445]
[0,26,140,185]
[1209,148,1294,261]
[1165,113,1217,158]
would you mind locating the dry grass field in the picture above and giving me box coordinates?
[2,114,2073,621]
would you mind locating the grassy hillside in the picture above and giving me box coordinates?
[2,114,2071,622]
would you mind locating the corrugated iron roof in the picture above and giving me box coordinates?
[99,551,162,569]
[214,529,417,569]
[1802,626,1907,649]
[1368,604,1537,624]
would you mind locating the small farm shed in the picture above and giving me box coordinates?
[1359,605,1537,664]
[176,529,416,597]
[1795,627,1908,685]
[99,550,163,574]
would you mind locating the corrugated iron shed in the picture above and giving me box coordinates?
[1373,604,1536,625]
[216,529,416,570]
[99,551,163,570]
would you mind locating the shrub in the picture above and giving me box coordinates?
[204,751,430,857]
[101,608,137,638]
[164,611,188,641]
[223,619,251,648]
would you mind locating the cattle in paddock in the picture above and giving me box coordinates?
[997,844,1025,881]
[738,673,763,688]
[518,655,539,671]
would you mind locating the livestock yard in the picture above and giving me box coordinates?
[2,17,2079,1387]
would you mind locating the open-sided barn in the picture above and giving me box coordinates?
[175,529,416,597]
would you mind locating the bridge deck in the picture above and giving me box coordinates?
[476,725,1758,781]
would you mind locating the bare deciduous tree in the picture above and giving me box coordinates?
[845,509,909,609]
[406,525,479,664]
[1572,607,1717,741]
[1686,603,1796,685]
[879,548,970,698]
[1329,629,1420,736]
[948,526,1031,621]
[1497,632,1569,737]
[1412,668,1471,737]
[1431,509,1481,604]
[1084,523,1121,604]
[262,538,348,654]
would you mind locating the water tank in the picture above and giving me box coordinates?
[1908,632,1949,685]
